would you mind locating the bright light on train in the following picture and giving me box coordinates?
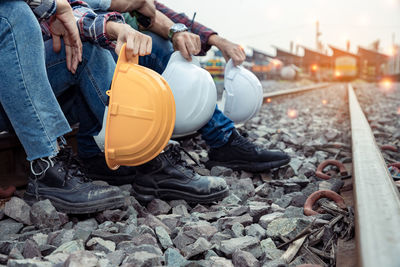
[311,64,318,72]
[322,99,328,105]
[335,71,341,77]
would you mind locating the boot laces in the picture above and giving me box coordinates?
[164,142,200,177]
[56,147,91,184]
[231,133,256,151]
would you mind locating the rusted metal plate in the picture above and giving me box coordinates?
[348,84,400,267]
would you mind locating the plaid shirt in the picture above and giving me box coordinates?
[155,1,217,56]
[26,0,57,20]
[40,0,124,48]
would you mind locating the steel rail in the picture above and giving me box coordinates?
[348,84,400,267]
[263,83,331,99]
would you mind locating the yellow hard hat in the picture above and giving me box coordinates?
[104,44,175,170]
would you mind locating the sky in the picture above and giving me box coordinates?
[162,0,400,57]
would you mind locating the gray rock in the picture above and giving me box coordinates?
[155,226,173,249]
[204,250,218,259]
[137,224,156,236]
[221,194,242,205]
[197,210,226,221]
[209,256,234,267]
[91,229,132,244]
[172,204,190,217]
[245,224,267,239]
[5,197,32,225]
[260,238,284,260]
[9,247,24,260]
[227,206,249,217]
[289,193,307,208]
[248,201,270,221]
[232,249,260,267]
[298,162,316,177]
[289,158,302,175]
[174,221,218,250]
[230,178,255,201]
[147,199,172,215]
[45,252,70,265]
[144,214,171,234]
[131,233,159,247]
[284,206,305,218]
[0,218,23,240]
[48,229,75,247]
[182,237,211,259]
[231,222,244,238]
[259,212,284,229]
[262,258,288,267]
[117,243,162,256]
[32,233,48,247]
[169,200,191,211]
[209,232,231,245]
[165,247,186,266]
[0,253,7,265]
[50,240,84,255]
[7,259,53,267]
[107,250,126,266]
[87,237,115,253]
[219,236,262,258]
[22,239,41,259]
[217,214,253,230]
[121,247,164,266]
[64,250,98,267]
[30,199,61,229]
[73,227,92,244]
[273,194,292,208]
[210,166,233,177]
[266,218,309,240]
[283,183,302,194]
[157,214,182,231]
[96,209,127,223]
[0,240,24,255]
[74,218,98,231]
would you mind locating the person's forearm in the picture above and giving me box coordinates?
[105,20,126,40]
[207,34,225,48]
[109,0,145,13]
[147,10,173,39]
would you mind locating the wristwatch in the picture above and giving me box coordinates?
[168,23,188,40]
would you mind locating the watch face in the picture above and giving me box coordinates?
[169,23,188,39]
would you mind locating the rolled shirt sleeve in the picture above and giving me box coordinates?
[25,0,57,20]
[155,1,217,56]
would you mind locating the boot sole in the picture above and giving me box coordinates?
[131,184,229,204]
[205,158,290,172]
[24,193,125,214]
[88,173,136,186]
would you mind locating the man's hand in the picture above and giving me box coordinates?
[106,22,152,60]
[50,0,82,74]
[172,31,201,61]
[208,35,245,66]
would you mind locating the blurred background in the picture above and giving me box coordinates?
[163,0,400,83]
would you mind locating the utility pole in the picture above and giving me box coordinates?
[316,20,322,52]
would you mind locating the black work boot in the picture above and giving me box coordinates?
[206,130,290,172]
[24,148,125,214]
[79,154,137,186]
[132,142,229,204]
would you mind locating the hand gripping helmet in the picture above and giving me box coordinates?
[162,51,217,137]
[220,59,263,124]
[94,44,176,170]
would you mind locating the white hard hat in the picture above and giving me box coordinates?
[162,51,217,137]
[220,59,263,124]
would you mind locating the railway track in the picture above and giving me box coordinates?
[0,82,399,267]
[258,82,400,266]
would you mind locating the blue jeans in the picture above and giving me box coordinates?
[0,0,71,161]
